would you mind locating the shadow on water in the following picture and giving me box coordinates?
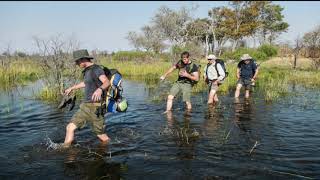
[0,80,319,179]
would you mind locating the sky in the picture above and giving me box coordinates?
[1,1,320,54]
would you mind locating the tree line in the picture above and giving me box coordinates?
[126,1,289,56]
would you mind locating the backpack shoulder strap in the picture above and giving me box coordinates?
[215,61,221,77]
[205,63,210,78]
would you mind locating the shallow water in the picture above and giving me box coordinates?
[0,80,319,179]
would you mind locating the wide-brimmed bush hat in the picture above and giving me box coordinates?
[240,54,252,61]
[207,54,217,60]
[73,49,94,62]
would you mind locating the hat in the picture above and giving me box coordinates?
[72,49,94,62]
[207,54,217,60]
[240,54,252,61]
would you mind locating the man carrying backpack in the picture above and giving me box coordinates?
[160,51,199,112]
[61,49,111,148]
[204,54,226,104]
[234,54,259,99]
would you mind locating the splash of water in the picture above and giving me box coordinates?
[46,137,61,150]
[45,137,68,150]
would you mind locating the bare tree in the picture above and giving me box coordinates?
[1,42,13,68]
[303,25,320,69]
[33,33,80,94]
[293,35,303,69]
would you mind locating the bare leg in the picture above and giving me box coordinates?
[245,90,250,98]
[235,84,242,98]
[64,123,77,147]
[97,134,110,143]
[166,110,174,127]
[214,94,219,102]
[166,95,175,112]
[207,89,217,104]
[186,101,192,110]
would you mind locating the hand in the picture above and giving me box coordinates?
[160,75,165,81]
[205,78,209,84]
[64,87,73,96]
[214,80,220,85]
[251,78,255,82]
[91,88,103,102]
[179,69,188,77]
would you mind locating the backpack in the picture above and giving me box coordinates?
[86,65,127,113]
[99,65,128,113]
[205,59,228,81]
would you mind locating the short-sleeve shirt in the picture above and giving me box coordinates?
[82,64,105,102]
[175,60,199,84]
[237,60,257,79]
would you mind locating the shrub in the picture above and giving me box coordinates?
[257,44,278,57]
[221,45,280,61]
[112,51,170,62]
[112,51,154,62]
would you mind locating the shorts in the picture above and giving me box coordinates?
[70,103,105,135]
[237,78,252,90]
[169,81,192,102]
[208,80,221,91]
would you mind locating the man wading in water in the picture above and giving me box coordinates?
[160,51,199,113]
[61,49,111,148]
[234,54,259,99]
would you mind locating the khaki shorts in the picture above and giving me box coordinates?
[70,103,105,135]
[208,80,221,91]
[169,81,192,102]
[237,78,252,90]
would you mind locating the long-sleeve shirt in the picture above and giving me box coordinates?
[204,62,225,81]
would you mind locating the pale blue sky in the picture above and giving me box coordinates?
[1,1,320,53]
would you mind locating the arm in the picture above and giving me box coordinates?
[92,74,111,102]
[203,66,209,83]
[160,65,176,80]
[236,68,240,80]
[180,70,199,81]
[252,62,259,81]
[252,68,259,80]
[64,82,85,95]
[216,64,225,82]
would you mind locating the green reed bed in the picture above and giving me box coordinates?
[255,65,320,102]
[100,58,175,85]
[99,58,320,103]
[0,59,40,90]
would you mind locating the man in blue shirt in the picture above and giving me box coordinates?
[234,54,259,98]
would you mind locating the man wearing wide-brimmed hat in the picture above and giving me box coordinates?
[235,54,259,98]
[62,49,111,148]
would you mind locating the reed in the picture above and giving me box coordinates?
[2,55,319,103]
[98,57,320,102]
[0,58,40,90]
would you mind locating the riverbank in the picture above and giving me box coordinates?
[1,56,319,102]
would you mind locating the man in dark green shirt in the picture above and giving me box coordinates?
[160,51,199,112]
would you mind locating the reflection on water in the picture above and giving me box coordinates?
[0,80,319,179]
[165,110,200,160]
